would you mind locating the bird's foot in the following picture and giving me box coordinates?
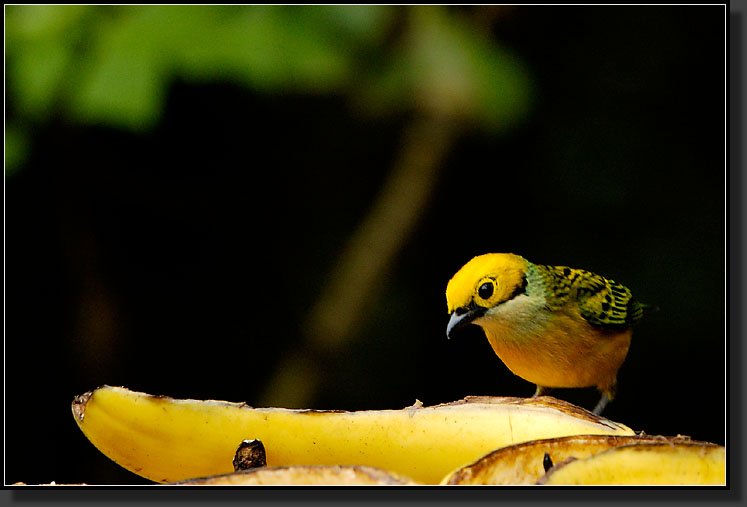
[592,393,610,415]
[533,385,553,398]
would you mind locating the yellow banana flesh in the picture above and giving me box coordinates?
[536,441,726,485]
[172,465,419,485]
[72,387,634,484]
[442,434,709,485]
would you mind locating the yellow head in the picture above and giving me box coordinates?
[445,253,529,338]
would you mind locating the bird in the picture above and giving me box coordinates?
[445,253,653,415]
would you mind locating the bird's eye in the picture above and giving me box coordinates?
[478,281,494,300]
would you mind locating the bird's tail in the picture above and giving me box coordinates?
[639,302,660,314]
[627,300,658,325]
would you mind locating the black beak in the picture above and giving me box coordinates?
[446,307,486,339]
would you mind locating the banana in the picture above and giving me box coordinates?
[171,465,419,485]
[442,434,701,485]
[71,386,634,484]
[536,441,726,485]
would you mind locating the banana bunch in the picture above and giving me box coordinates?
[71,386,725,485]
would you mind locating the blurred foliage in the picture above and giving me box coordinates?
[5,5,532,175]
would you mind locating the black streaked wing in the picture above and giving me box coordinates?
[534,264,637,329]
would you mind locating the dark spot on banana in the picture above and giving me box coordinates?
[233,439,267,471]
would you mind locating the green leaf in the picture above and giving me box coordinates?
[69,7,167,130]
[6,5,531,133]
[170,6,355,92]
[6,5,89,41]
[10,42,73,119]
[353,6,532,132]
[5,125,29,178]
[6,5,89,119]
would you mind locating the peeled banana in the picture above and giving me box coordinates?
[172,465,419,485]
[71,386,634,484]
[535,441,726,485]
[442,434,719,485]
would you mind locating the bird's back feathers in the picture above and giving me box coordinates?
[530,263,647,329]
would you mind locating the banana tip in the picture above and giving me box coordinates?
[72,390,93,423]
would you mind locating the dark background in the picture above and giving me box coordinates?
[5,5,725,485]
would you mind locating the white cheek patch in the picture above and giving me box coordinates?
[483,294,549,329]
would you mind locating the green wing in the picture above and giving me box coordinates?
[532,264,646,329]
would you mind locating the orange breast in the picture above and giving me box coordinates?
[480,312,631,391]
